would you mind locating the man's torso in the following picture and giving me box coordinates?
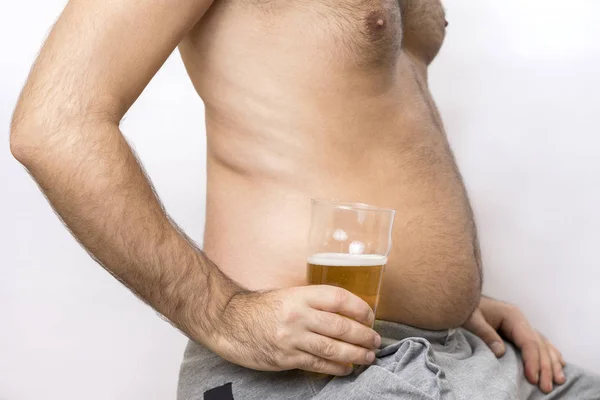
[178,0,480,327]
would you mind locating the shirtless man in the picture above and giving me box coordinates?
[9,0,600,398]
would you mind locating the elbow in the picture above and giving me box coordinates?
[10,128,33,167]
[10,107,42,167]
[11,100,119,167]
[10,103,71,168]
[10,109,25,162]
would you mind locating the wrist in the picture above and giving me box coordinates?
[180,251,245,343]
[146,232,243,344]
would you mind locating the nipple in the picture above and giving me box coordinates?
[366,10,387,40]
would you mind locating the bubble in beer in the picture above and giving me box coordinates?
[349,241,365,254]
[333,229,348,241]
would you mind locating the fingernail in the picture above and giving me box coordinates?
[345,364,354,374]
[490,341,503,356]
[536,372,540,383]
[557,370,565,383]
[374,335,381,348]
[366,352,375,363]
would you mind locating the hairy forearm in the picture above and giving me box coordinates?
[10,118,240,343]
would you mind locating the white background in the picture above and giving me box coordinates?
[1,0,599,399]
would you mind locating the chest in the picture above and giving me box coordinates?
[200,0,447,68]
[398,0,447,63]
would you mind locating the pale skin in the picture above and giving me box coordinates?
[10,0,563,393]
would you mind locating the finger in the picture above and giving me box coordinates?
[305,286,375,326]
[502,318,540,385]
[537,335,554,393]
[463,309,506,357]
[293,352,354,376]
[299,333,376,366]
[308,310,380,350]
[550,341,567,367]
[545,341,566,385]
[516,334,541,385]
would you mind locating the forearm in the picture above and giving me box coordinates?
[10,118,240,343]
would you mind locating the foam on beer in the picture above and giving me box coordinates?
[307,253,387,267]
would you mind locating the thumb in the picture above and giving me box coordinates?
[463,308,506,357]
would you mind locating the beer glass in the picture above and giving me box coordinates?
[306,199,396,315]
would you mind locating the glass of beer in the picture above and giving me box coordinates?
[306,199,395,316]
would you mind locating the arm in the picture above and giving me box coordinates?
[10,0,381,376]
[10,0,235,344]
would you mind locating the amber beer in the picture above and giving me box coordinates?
[307,253,386,312]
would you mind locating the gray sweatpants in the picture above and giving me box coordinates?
[178,321,600,400]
